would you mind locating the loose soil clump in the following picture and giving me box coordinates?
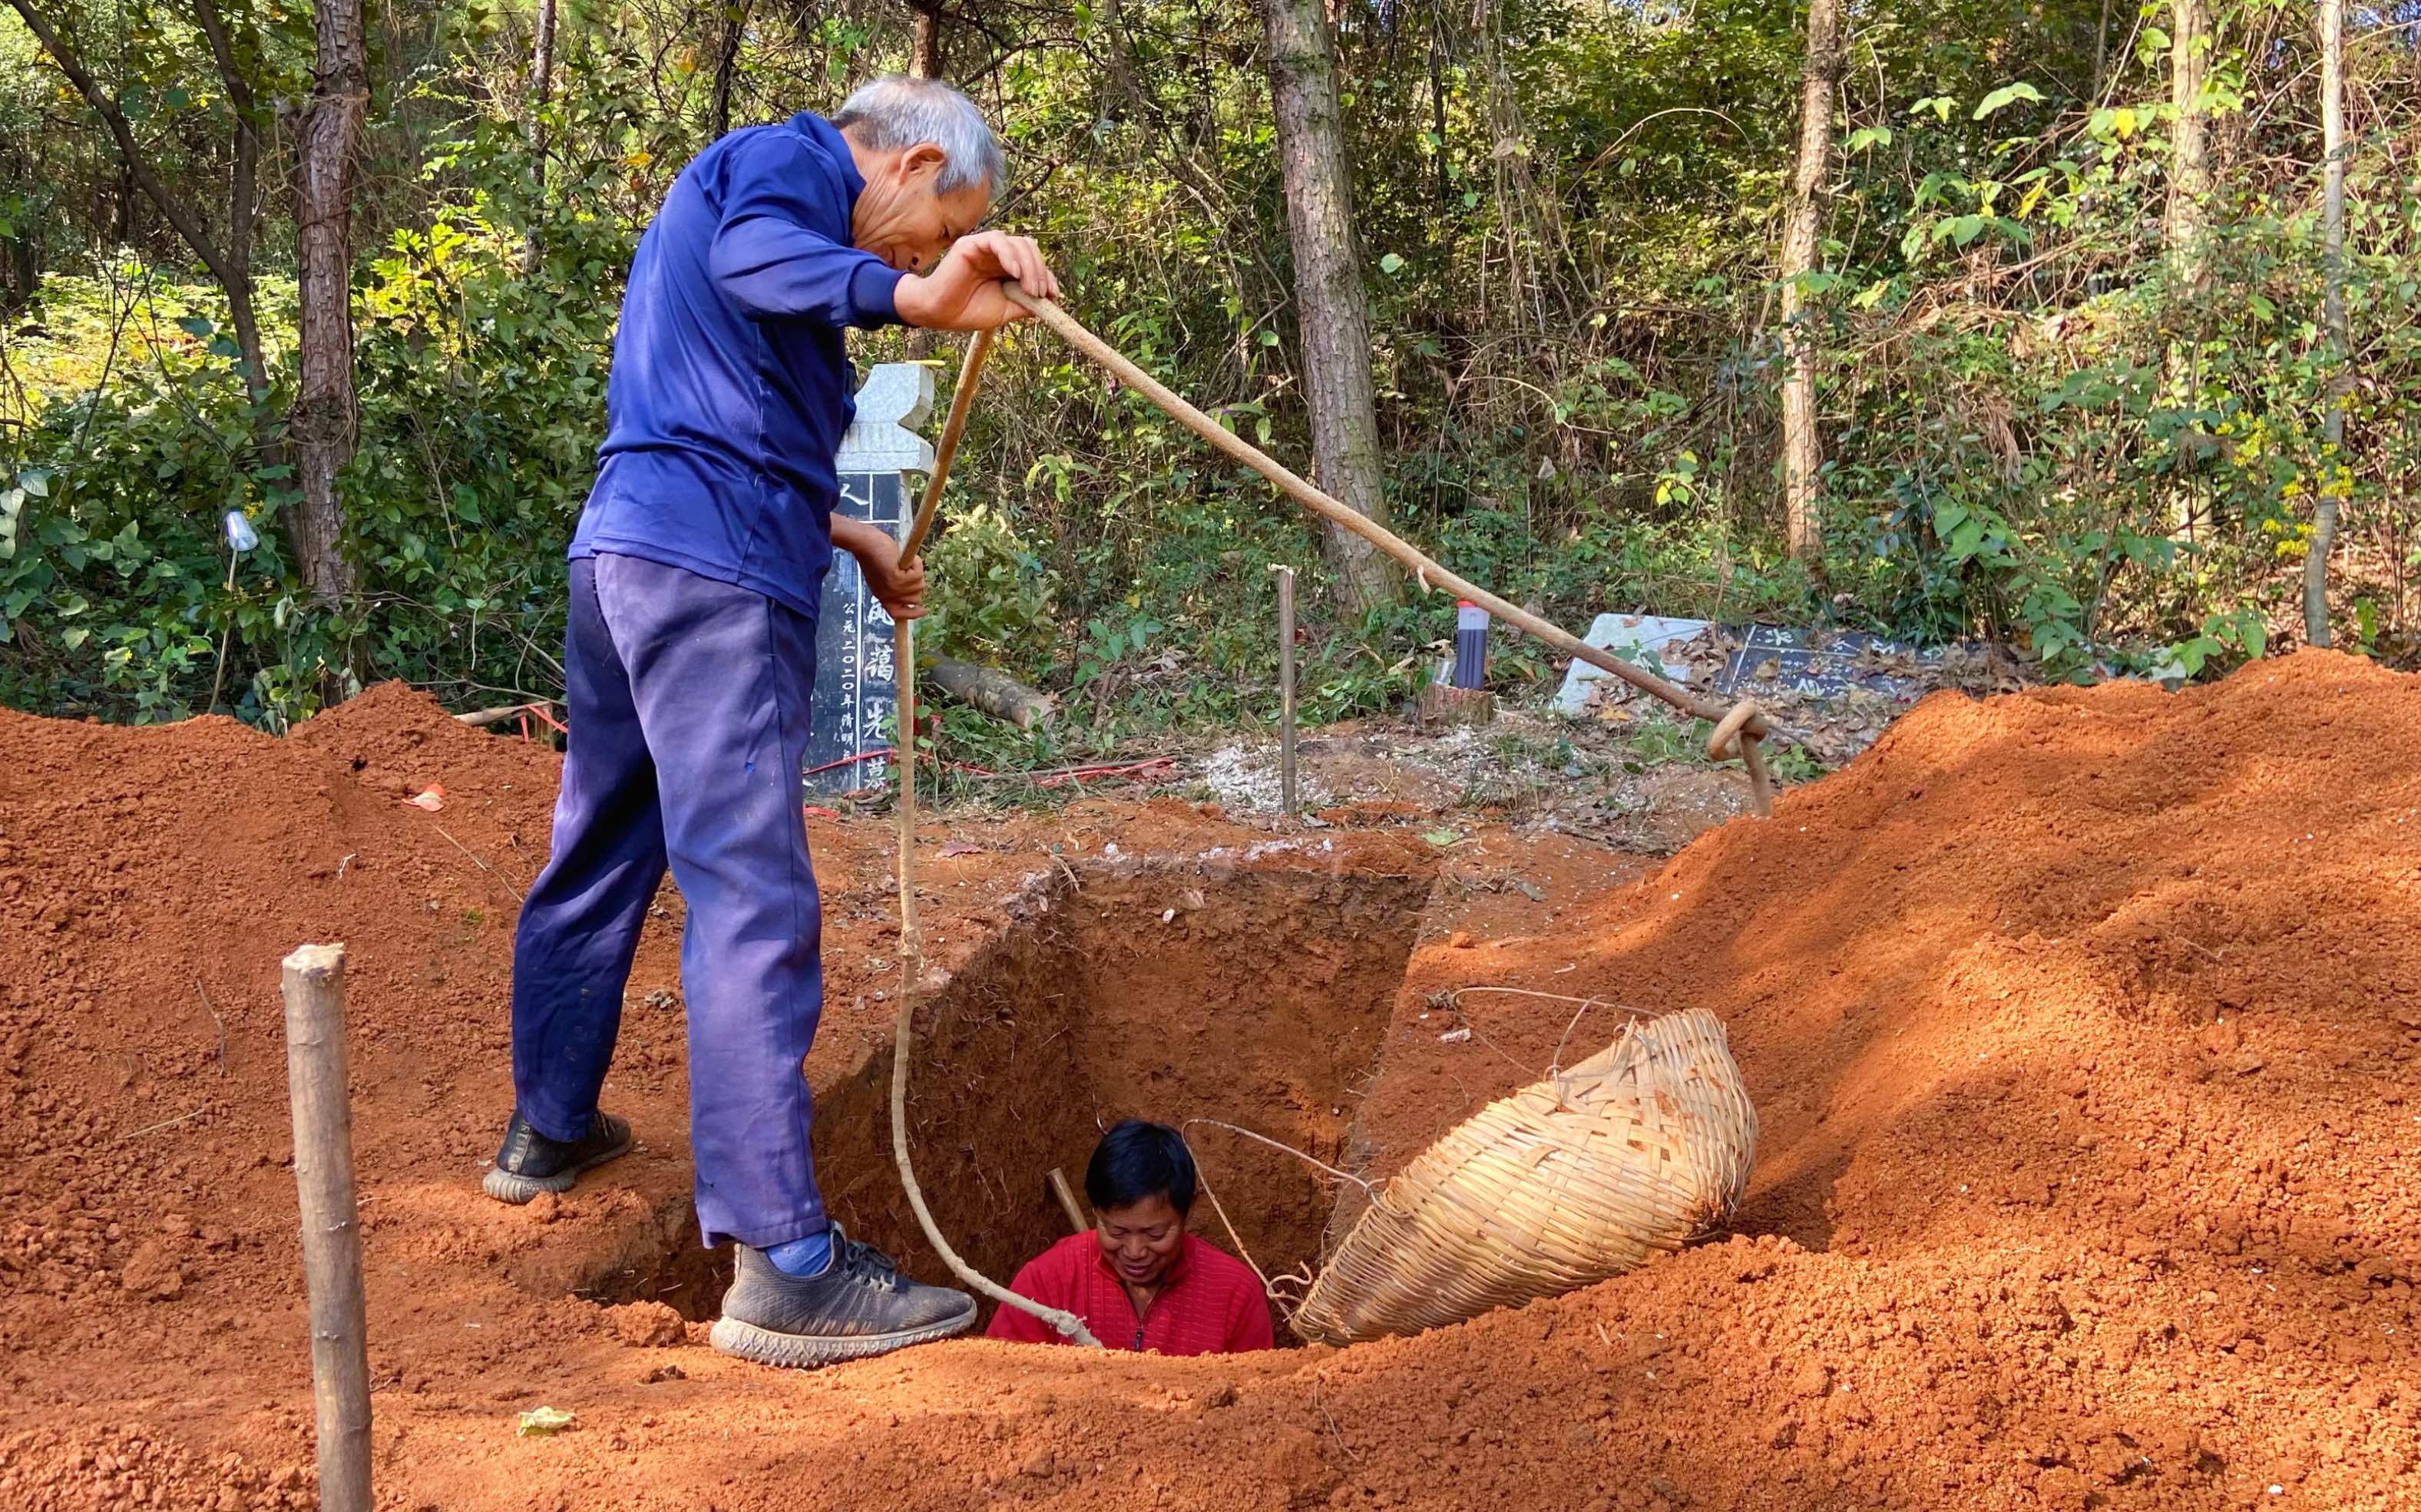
[3,653,2419,1511]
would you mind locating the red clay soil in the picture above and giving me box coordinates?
[5,654,2421,1510]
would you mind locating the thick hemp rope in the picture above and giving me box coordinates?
[886,329,1102,1348]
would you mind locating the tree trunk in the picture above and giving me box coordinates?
[529,0,558,156]
[708,0,752,140]
[521,0,560,270]
[902,0,944,362]
[909,0,940,79]
[190,0,270,404]
[2163,0,2213,295]
[1261,0,1404,611]
[2301,0,2347,647]
[1095,0,1141,120]
[292,0,369,604]
[1428,30,1450,210]
[2160,0,2217,537]
[1778,0,1845,561]
[2091,0,2112,102]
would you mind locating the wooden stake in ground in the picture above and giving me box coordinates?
[1272,564,1299,819]
[279,942,372,1512]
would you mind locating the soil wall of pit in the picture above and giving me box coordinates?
[807,858,1434,1336]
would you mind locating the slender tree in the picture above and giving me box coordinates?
[1778,0,1846,561]
[1260,0,1404,610]
[529,0,559,154]
[902,0,945,362]
[2160,0,2217,536]
[909,0,942,79]
[290,0,369,602]
[2164,0,2214,295]
[2301,0,2348,646]
[708,0,754,140]
[521,0,560,268]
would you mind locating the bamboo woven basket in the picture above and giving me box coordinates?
[1289,1007,1757,1345]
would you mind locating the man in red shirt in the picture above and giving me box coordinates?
[986,1121,1275,1355]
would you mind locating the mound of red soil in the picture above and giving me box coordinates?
[3,654,2419,1511]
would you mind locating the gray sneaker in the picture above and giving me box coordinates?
[709,1224,977,1368]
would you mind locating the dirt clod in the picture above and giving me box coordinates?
[610,1302,684,1348]
[117,1242,182,1301]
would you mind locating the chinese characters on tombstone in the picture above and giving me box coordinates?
[805,363,934,796]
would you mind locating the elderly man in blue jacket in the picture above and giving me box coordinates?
[482,77,1058,1368]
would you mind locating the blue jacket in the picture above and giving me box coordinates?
[571,113,907,622]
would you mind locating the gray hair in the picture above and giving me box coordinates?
[832,76,1007,202]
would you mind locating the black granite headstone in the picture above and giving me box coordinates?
[805,363,933,796]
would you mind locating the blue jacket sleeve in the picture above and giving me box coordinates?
[707,131,906,329]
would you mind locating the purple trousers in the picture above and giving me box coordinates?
[511,552,826,1249]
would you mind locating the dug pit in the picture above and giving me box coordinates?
[577,855,1435,1339]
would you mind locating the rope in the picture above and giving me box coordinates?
[1178,1117,1378,1322]
[885,332,1101,1348]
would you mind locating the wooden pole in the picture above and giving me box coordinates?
[1046,1167,1090,1234]
[886,337,1101,1348]
[1272,564,1299,819]
[279,942,372,1512]
[898,327,994,572]
[1003,286,1779,812]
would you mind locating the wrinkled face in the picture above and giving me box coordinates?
[850,141,992,274]
[1095,1194,1186,1289]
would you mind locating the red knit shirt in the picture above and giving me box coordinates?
[983,1232,1275,1355]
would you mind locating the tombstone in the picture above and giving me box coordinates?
[805,362,934,795]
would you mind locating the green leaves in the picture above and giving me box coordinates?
[2085,106,2142,141]
[1933,214,1989,247]
[1970,82,2043,121]
[1378,252,1405,275]
[0,469,51,563]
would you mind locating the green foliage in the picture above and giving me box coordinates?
[923,503,1062,679]
[5,0,2419,754]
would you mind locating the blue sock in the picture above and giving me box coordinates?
[765,1229,833,1277]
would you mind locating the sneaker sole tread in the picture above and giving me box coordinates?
[481,1130,633,1204]
[708,1306,977,1368]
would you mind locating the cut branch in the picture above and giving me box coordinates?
[927,657,1053,730]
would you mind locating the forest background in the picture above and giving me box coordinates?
[2,0,2416,775]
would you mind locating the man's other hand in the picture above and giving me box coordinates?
[860,549,927,620]
[895,231,1060,331]
[832,518,928,620]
